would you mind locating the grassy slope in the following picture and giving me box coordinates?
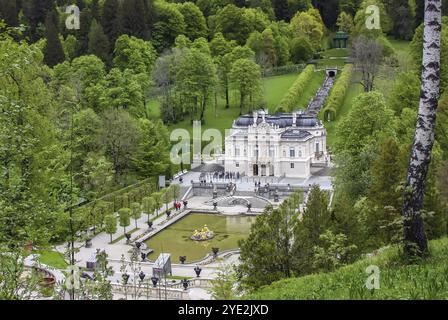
[247,237,448,300]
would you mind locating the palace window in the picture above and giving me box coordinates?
[236,162,240,167]
[289,147,295,158]
[290,163,295,169]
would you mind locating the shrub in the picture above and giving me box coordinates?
[322,64,353,121]
[277,65,315,112]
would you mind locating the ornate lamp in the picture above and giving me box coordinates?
[181,279,189,291]
[151,276,159,287]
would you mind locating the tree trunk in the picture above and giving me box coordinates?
[225,78,230,109]
[403,0,442,255]
[200,95,206,122]
[110,234,112,243]
[239,91,244,115]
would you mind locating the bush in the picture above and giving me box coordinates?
[321,64,353,121]
[277,65,315,112]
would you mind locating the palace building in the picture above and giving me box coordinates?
[224,110,328,179]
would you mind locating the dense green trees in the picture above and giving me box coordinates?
[176,46,218,122]
[229,58,262,115]
[239,191,302,290]
[335,92,394,200]
[290,8,325,50]
[177,2,208,40]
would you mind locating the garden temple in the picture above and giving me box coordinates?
[224,110,328,179]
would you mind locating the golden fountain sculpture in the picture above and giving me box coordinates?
[191,224,215,241]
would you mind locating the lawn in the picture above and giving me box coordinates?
[324,81,363,148]
[247,237,448,300]
[316,58,347,69]
[388,38,412,55]
[146,71,303,138]
[37,250,68,269]
[321,48,349,58]
[262,71,302,111]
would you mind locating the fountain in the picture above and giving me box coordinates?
[190,225,215,241]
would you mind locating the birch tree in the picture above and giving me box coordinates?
[403,0,442,255]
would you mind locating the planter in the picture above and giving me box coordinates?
[85,239,92,248]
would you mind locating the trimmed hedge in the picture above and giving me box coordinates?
[262,64,305,77]
[321,64,353,121]
[277,64,315,112]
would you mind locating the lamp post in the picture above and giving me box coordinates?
[194,266,202,277]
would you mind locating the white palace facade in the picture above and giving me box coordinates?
[224,110,328,179]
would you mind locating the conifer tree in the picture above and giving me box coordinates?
[0,0,19,27]
[102,0,122,47]
[43,10,65,67]
[88,19,110,63]
[121,0,147,39]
